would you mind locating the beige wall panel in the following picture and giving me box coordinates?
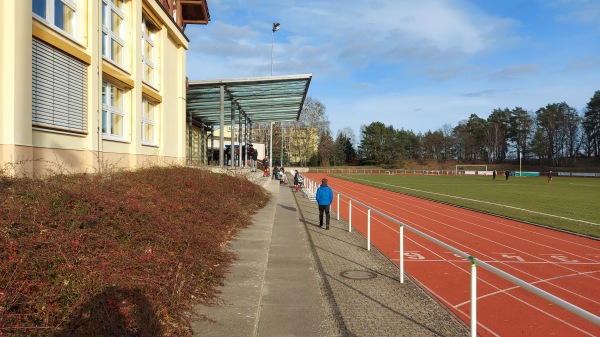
[159,33,186,159]
[32,130,88,150]
[31,147,90,175]
[0,2,4,137]
[0,144,34,176]
[98,151,132,170]
[1,0,33,146]
[137,153,184,168]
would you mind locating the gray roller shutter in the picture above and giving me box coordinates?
[32,38,88,134]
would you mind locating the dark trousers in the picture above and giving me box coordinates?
[319,204,330,226]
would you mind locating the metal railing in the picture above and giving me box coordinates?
[302,175,600,336]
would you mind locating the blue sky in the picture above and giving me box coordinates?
[185,0,600,137]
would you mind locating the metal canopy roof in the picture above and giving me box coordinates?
[186,74,312,126]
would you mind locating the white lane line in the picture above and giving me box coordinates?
[350,176,600,226]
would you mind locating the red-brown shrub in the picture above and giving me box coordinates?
[0,167,269,336]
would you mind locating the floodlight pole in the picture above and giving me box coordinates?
[519,147,522,177]
[269,22,279,170]
[271,22,279,76]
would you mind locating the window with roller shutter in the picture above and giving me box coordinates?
[32,38,87,134]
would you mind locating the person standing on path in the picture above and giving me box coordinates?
[316,178,334,230]
[293,170,300,192]
[251,146,258,172]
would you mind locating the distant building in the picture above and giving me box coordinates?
[0,0,209,176]
[288,126,319,165]
[250,123,318,166]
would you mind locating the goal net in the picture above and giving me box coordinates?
[455,165,489,176]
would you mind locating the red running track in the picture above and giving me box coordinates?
[305,173,600,337]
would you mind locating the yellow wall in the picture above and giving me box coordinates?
[0,0,192,176]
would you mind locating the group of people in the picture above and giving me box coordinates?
[246,144,259,172]
[492,170,511,181]
[272,166,288,185]
[492,169,553,182]
[223,144,259,168]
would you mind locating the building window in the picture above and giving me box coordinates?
[102,81,125,140]
[102,0,125,66]
[33,0,77,37]
[32,38,87,133]
[142,100,156,145]
[142,16,157,86]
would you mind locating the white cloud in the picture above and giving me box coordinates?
[185,1,600,135]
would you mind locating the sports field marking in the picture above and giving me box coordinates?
[336,183,600,280]
[450,278,599,337]
[399,234,598,336]
[332,176,600,305]
[348,186,598,266]
[348,176,600,227]
[464,270,600,307]
[399,258,600,265]
[334,179,600,256]
[317,174,600,336]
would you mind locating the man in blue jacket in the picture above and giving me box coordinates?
[316,178,334,230]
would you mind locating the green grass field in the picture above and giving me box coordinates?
[333,173,600,238]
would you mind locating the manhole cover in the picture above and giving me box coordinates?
[340,270,377,280]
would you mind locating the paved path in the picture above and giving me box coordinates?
[191,174,469,336]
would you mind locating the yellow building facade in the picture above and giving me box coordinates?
[249,124,318,166]
[0,0,208,176]
[287,126,318,165]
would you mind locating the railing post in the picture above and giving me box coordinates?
[400,225,404,283]
[469,256,477,337]
[367,208,371,251]
[348,200,352,232]
[337,193,340,220]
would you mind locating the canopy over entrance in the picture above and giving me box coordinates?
[186,74,312,167]
[186,74,312,126]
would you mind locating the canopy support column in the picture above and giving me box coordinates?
[210,125,214,165]
[219,86,224,167]
[230,101,236,167]
[269,122,273,171]
[187,111,192,166]
[200,125,206,165]
[248,122,253,144]
[237,110,241,167]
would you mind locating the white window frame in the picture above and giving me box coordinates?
[102,0,125,66]
[142,15,157,87]
[102,81,127,141]
[32,0,77,38]
[142,100,157,146]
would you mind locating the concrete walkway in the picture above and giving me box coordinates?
[191,174,469,337]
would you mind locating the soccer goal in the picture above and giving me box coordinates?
[455,165,488,176]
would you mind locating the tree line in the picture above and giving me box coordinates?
[312,90,600,167]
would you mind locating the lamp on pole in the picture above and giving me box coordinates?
[269,22,279,171]
[271,22,279,76]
